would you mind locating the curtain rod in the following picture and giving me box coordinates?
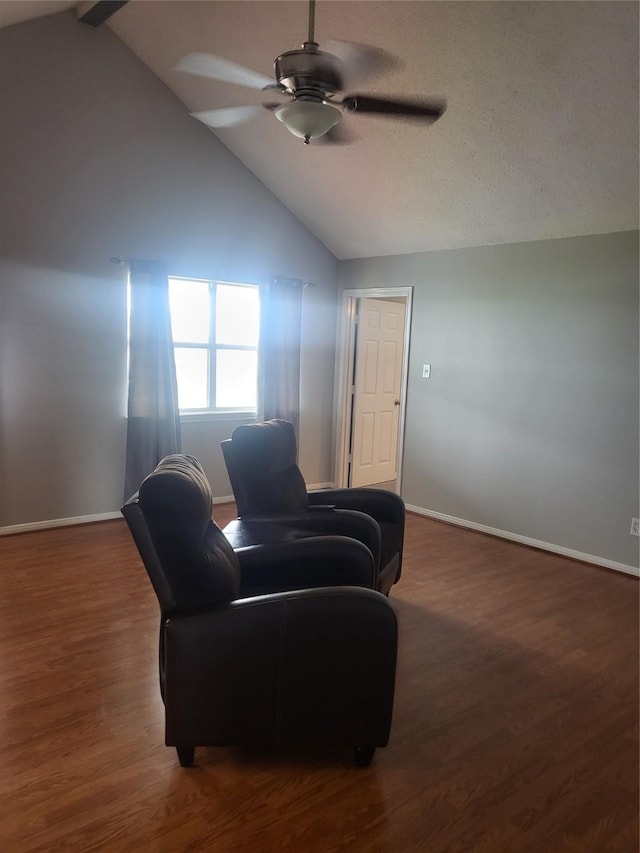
[111,261,317,288]
[272,275,316,289]
[110,256,163,267]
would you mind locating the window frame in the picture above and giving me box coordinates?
[169,276,259,419]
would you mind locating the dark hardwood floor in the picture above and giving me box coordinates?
[1,508,637,852]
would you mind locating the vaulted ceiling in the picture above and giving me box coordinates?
[2,1,638,259]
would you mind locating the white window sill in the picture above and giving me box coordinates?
[179,410,257,424]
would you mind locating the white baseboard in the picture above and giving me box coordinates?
[308,482,336,491]
[8,498,633,579]
[405,504,640,578]
[0,511,123,536]
[0,496,237,537]
[213,495,234,506]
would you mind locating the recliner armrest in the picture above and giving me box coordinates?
[234,535,376,595]
[308,488,405,526]
[226,509,383,569]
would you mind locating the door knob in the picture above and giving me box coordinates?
[394,400,400,406]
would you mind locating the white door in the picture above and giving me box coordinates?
[350,298,406,487]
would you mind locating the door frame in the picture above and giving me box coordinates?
[334,286,413,492]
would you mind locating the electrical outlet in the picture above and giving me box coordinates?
[631,518,640,537]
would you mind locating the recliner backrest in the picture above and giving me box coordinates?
[122,454,241,614]
[224,420,309,517]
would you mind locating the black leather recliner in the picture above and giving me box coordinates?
[221,419,405,594]
[121,454,398,768]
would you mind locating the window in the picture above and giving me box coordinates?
[168,277,259,414]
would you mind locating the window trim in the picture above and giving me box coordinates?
[169,276,259,417]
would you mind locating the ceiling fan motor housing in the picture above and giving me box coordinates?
[274,46,343,97]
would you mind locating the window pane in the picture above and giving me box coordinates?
[174,347,209,409]
[216,349,257,408]
[169,278,210,343]
[216,284,259,346]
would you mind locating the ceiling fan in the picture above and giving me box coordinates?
[175,0,446,145]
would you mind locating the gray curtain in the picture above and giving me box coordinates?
[124,259,181,499]
[260,276,303,438]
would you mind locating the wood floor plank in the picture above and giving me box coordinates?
[0,509,637,852]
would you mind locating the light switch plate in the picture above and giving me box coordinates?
[422,363,431,379]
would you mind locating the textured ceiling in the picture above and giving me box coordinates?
[4,1,639,259]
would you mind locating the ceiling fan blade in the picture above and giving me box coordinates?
[175,52,274,90]
[323,40,400,84]
[342,94,446,121]
[191,104,265,129]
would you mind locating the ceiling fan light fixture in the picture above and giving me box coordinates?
[275,101,341,143]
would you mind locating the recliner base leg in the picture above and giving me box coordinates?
[354,746,376,767]
[176,746,195,767]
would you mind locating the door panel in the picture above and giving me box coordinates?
[382,341,398,391]
[363,340,379,392]
[351,298,406,487]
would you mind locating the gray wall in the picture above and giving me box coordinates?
[339,231,639,569]
[0,12,338,527]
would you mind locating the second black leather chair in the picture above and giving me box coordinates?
[221,419,405,594]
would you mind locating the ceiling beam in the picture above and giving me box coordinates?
[77,1,128,28]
